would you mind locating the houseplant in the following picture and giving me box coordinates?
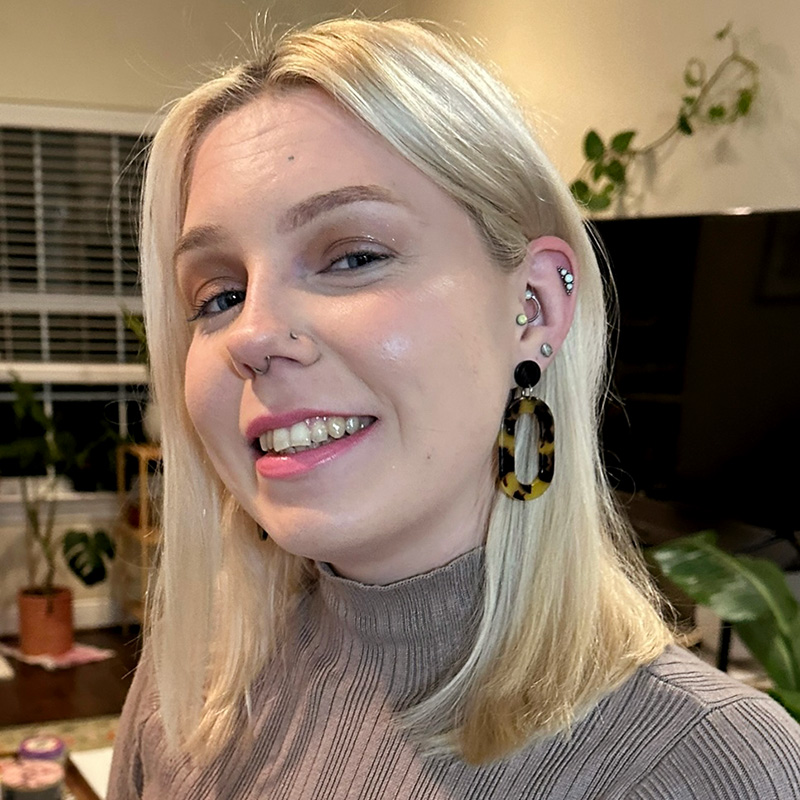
[0,377,116,656]
[650,530,800,723]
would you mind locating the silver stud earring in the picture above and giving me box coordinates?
[540,342,553,358]
[515,289,541,326]
[289,331,299,341]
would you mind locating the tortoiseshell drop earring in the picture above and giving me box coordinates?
[497,360,555,501]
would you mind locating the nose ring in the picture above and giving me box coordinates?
[251,355,271,376]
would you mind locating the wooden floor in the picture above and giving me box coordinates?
[0,627,140,727]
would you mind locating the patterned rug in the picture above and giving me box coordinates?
[0,715,118,754]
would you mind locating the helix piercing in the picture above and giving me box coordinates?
[557,265,575,295]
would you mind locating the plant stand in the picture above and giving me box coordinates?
[114,444,161,625]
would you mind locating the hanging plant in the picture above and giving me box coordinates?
[571,23,759,212]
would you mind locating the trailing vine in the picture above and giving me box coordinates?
[570,23,759,212]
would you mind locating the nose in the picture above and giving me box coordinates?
[225,291,319,380]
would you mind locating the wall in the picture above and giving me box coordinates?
[2,0,798,213]
[0,0,403,113]
[0,492,120,636]
[406,0,800,216]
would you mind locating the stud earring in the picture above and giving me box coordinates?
[557,265,575,295]
[540,342,553,358]
[515,289,541,326]
[497,360,555,501]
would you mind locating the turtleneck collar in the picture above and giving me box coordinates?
[312,546,485,651]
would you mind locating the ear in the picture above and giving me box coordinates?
[513,235,578,371]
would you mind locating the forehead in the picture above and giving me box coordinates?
[184,88,418,218]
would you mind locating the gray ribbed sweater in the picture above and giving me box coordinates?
[108,548,800,799]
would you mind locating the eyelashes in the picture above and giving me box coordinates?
[325,249,390,272]
[188,288,245,322]
[186,248,392,322]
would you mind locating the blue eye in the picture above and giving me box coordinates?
[188,289,246,321]
[326,250,389,272]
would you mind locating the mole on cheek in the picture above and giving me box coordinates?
[288,155,295,161]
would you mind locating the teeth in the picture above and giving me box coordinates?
[290,422,311,447]
[327,417,346,439]
[258,416,372,454]
[272,427,291,453]
[310,419,328,443]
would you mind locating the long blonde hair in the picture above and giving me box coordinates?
[141,17,671,765]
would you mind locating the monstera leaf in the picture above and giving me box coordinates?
[62,529,116,586]
[650,531,800,708]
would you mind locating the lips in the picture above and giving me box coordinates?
[257,415,375,455]
[250,413,378,480]
[246,410,378,479]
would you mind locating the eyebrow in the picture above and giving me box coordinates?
[173,224,228,265]
[276,184,402,233]
[173,184,402,266]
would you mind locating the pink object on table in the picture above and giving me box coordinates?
[0,642,114,671]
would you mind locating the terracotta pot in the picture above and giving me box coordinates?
[17,586,74,656]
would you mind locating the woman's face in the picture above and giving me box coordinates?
[177,89,522,584]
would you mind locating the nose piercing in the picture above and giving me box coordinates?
[251,355,271,376]
[289,331,299,341]
[515,289,541,326]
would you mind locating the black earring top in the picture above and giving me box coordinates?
[514,360,541,389]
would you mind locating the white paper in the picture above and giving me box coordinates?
[70,747,114,799]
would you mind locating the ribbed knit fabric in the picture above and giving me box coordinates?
[108,548,800,799]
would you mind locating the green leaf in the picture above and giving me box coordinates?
[682,95,697,109]
[605,159,626,184]
[651,532,800,689]
[592,161,605,181]
[716,22,732,40]
[586,192,612,212]
[62,529,115,587]
[610,130,636,154]
[583,130,605,161]
[737,617,800,690]
[708,104,726,120]
[737,88,753,115]
[570,180,590,204]
[770,687,800,724]
[678,114,694,135]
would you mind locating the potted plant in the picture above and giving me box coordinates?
[650,530,800,723]
[0,377,116,656]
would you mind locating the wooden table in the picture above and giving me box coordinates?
[65,756,102,799]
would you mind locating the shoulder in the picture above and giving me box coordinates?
[608,646,800,799]
[108,644,161,800]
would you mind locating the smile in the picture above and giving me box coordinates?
[256,415,375,455]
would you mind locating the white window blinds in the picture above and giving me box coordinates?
[0,125,149,383]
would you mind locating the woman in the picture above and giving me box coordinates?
[109,17,800,799]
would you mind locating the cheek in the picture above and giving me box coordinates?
[183,341,235,441]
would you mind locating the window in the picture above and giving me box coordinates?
[0,107,155,490]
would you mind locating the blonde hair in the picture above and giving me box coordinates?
[141,17,671,765]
